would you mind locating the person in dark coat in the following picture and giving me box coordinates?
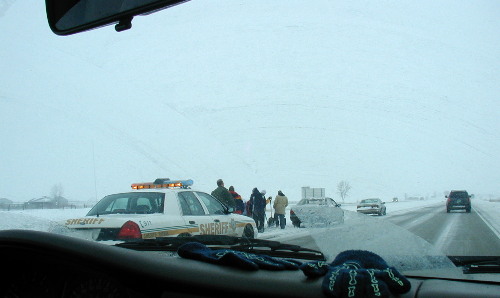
[250,187,266,233]
[211,179,235,210]
[228,186,244,214]
[245,198,253,217]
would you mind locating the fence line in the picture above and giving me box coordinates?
[0,203,94,211]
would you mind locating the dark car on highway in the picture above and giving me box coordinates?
[446,190,472,213]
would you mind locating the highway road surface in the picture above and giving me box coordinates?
[385,203,500,256]
[268,202,500,257]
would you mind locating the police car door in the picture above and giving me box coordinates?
[177,191,213,236]
[195,192,238,236]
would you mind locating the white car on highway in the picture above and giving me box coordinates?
[357,198,387,216]
[62,179,257,241]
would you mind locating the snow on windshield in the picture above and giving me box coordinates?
[289,200,455,270]
[303,210,455,271]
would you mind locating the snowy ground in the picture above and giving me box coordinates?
[261,199,444,241]
[1,198,498,241]
[472,199,500,239]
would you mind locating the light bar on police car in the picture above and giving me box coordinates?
[131,179,194,189]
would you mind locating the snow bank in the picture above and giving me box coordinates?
[0,208,90,232]
[473,199,500,238]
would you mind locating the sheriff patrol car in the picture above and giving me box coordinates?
[63,179,257,241]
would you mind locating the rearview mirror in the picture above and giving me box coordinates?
[45,0,190,35]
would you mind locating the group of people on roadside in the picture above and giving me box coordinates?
[210,179,288,233]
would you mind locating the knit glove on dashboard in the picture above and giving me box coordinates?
[300,250,411,297]
[178,242,302,271]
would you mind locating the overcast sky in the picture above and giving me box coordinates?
[1,0,499,203]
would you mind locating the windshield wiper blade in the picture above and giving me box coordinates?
[115,235,325,260]
[464,264,500,274]
[448,256,500,274]
[227,239,325,260]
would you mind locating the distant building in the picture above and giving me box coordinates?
[0,198,13,205]
[25,196,68,209]
[0,198,14,209]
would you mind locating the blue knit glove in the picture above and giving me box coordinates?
[300,250,411,297]
[177,242,302,271]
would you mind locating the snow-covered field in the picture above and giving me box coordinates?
[2,198,498,241]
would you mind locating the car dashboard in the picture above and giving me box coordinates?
[0,230,498,298]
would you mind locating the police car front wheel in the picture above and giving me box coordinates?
[243,224,254,239]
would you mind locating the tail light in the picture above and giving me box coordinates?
[290,210,295,215]
[117,221,142,240]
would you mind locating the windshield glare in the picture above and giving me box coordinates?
[1,0,499,280]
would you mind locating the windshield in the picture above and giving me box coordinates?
[360,199,380,204]
[298,198,333,206]
[449,192,469,199]
[1,0,499,280]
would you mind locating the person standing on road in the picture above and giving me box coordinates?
[273,190,288,229]
[251,187,266,233]
[228,186,244,214]
[211,179,236,211]
[245,197,253,217]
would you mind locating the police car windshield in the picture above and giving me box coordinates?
[87,192,165,215]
